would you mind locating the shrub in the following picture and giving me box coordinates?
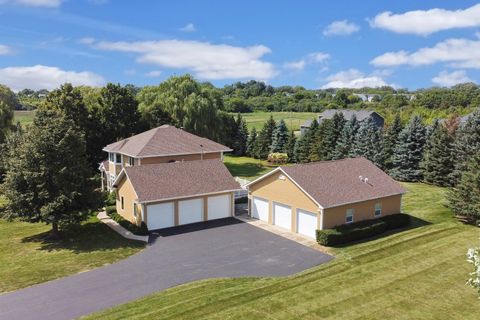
[105,190,117,206]
[267,152,288,164]
[109,212,148,236]
[105,205,117,215]
[316,214,410,246]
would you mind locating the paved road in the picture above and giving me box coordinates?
[0,218,332,320]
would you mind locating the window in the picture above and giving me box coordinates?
[375,203,382,216]
[108,153,114,162]
[121,196,124,210]
[346,208,354,223]
[109,173,116,186]
[115,154,122,164]
[133,203,139,221]
[129,157,135,166]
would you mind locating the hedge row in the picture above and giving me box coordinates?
[316,214,410,246]
[108,211,148,236]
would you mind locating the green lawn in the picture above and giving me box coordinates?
[86,182,480,319]
[0,215,144,293]
[223,155,276,180]
[234,111,317,132]
[13,110,36,126]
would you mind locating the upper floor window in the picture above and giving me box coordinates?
[375,203,382,216]
[129,157,135,166]
[346,208,354,223]
[109,153,122,164]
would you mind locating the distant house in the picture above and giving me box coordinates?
[353,93,380,102]
[300,109,384,135]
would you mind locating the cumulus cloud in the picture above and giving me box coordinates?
[84,39,276,80]
[0,44,13,55]
[321,69,391,89]
[323,20,359,36]
[0,0,62,7]
[283,52,330,71]
[179,23,196,32]
[371,38,480,69]
[370,4,480,36]
[0,65,104,91]
[432,70,473,87]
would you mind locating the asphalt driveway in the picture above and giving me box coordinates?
[0,218,332,320]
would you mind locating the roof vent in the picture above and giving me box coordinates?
[359,175,363,181]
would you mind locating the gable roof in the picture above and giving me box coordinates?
[103,125,232,158]
[248,157,406,209]
[114,160,241,203]
[319,109,381,122]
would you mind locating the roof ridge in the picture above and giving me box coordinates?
[281,157,366,169]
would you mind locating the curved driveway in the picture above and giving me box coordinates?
[0,218,332,320]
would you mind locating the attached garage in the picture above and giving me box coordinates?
[207,194,231,220]
[273,202,292,230]
[296,209,317,239]
[252,197,269,222]
[147,202,175,230]
[179,198,204,225]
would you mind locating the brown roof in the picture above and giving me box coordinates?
[99,160,109,172]
[277,157,406,208]
[118,160,241,203]
[103,125,231,157]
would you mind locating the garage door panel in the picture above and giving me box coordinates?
[208,194,230,220]
[297,209,317,239]
[147,202,175,230]
[273,202,292,230]
[252,197,269,222]
[179,198,203,225]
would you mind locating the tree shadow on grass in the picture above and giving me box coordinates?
[224,162,269,178]
[21,218,144,253]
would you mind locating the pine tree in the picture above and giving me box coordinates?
[232,113,248,156]
[285,130,297,162]
[270,119,289,153]
[308,120,323,162]
[246,127,257,157]
[383,114,403,171]
[294,119,318,163]
[332,114,360,159]
[253,116,276,159]
[352,117,385,168]
[390,115,426,182]
[316,112,346,160]
[447,151,480,220]
[421,122,455,187]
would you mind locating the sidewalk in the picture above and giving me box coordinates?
[97,211,149,243]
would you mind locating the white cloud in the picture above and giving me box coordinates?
[370,4,480,36]
[0,44,13,55]
[371,38,480,69]
[0,65,104,91]
[85,39,276,80]
[145,70,162,77]
[284,60,306,71]
[321,69,391,89]
[0,0,62,7]
[432,70,473,87]
[179,23,196,32]
[323,20,359,36]
[284,52,330,71]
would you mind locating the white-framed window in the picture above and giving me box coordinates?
[375,203,382,216]
[346,208,354,223]
[109,173,116,186]
[108,152,114,162]
[116,154,122,164]
[129,156,135,166]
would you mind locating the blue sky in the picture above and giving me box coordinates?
[1,0,480,91]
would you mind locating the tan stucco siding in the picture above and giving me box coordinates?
[322,194,403,229]
[139,152,221,165]
[122,154,139,167]
[115,176,138,223]
[248,170,319,232]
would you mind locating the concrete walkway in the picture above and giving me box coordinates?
[97,211,149,242]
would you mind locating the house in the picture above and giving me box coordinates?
[99,125,232,191]
[353,93,380,102]
[300,109,384,135]
[246,157,406,239]
[113,159,241,230]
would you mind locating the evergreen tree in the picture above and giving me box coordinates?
[316,112,346,160]
[383,114,403,171]
[447,152,480,220]
[390,115,426,182]
[421,122,455,187]
[1,110,97,238]
[253,116,276,159]
[352,117,385,168]
[285,130,297,162]
[270,119,289,153]
[245,127,257,157]
[332,114,360,159]
[308,120,323,162]
[232,113,248,156]
[294,119,318,163]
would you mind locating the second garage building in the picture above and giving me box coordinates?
[246,157,406,239]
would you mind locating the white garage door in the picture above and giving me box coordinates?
[273,202,292,230]
[252,197,269,222]
[207,194,231,220]
[147,202,174,230]
[179,198,204,225]
[297,209,317,239]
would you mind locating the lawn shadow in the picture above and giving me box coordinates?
[224,162,270,178]
[21,218,144,253]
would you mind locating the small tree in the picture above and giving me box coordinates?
[1,110,97,238]
[253,116,276,159]
[246,127,257,157]
[285,131,297,162]
[232,113,248,156]
[270,119,289,153]
[294,119,318,163]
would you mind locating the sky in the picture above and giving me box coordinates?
[2,0,480,91]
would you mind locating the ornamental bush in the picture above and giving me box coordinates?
[267,152,288,164]
[105,205,117,215]
[109,211,148,236]
[467,245,480,297]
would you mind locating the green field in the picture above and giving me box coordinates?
[223,155,275,180]
[87,182,480,319]
[0,215,144,293]
[233,112,317,131]
[13,110,36,126]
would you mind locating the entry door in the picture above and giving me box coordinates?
[296,209,317,238]
[252,197,269,222]
[146,202,175,230]
[273,202,292,230]
[178,198,204,225]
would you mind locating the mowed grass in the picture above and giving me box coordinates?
[86,182,480,320]
[13,110,36,126]
[234,112,317,131]
[0,214,144,293]
[223,155,276,180]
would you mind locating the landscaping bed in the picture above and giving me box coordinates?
[105,205,148,236]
